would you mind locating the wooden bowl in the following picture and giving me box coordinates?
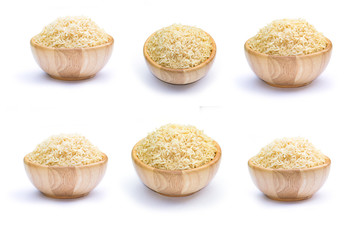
[132,140,221,196]
[143,32,216,85]
[30,36,114,80]
[248,157,331,201]
[244,38,332,87]
[24,153,108,198]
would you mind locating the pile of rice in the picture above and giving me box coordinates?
[136,124,217,170]
[251,137,327,169]
[27,134,104,166]
[146,24,213,69]
[33,16,111,48]
[248,19,328,56]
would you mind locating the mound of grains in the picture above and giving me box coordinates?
[27,134,104,166]
[136,124,217,170]
[251,137,327,169]
[33,16,111,48]
[248,19,328,56]
[146,24,213,69]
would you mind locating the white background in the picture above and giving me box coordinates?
[1,0,358,239]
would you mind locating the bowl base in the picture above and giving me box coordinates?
[156,192,197,197]
[263,80,314,88]
[48,74,96,81]
[147,186,200,197]
[157,76,201,85]
[265,194,313,202]
[42,192,89,199]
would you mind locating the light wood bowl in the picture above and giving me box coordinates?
[132,140,221,196]
[143,32,216,85]
[248,157,331,201]
[30,36,114,80]
[244,38,332,87]
[24,153,108,199]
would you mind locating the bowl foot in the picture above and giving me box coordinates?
[157,76,201,85]
[265,194,313,201]
[147,186,200,197]
[41,192,90,199]
[263,80,314,88]
[156,192,197,197]
[48,74,96,81]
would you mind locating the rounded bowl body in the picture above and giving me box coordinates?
[244,38,332,88]
[248,157,331,201]
[132,140,221,196]
[24,153,108,198]
[30,36,114,80]
[143,32,216,85]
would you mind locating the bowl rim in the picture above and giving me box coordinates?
[244,37,332,58]
[30,34,114,51]
[248,156,331,172]
[24,152,108,169]
[143,30,216,73]
[132,139,221,174]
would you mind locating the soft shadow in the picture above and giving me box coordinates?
[134,62,215,95]
[308,75,333,90]
[237,74,332,95]
[10,187,105,204]
[15,70,112,86]
[122,176,223,209]
[257,193,309,206]
[252,191,328,207]
[305,190,330,203]
[11,188,48,203]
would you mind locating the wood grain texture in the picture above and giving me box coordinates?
[244,38,332,87]
[30,36,114,80]
[24,153,108,198]
[248,157,331,201]
[143,32,216,85]
[132,140,221,196]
